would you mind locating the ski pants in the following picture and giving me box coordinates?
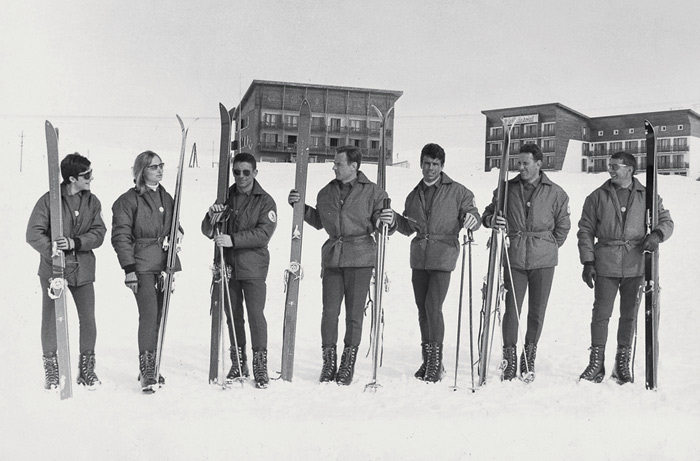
[321,267,373,348]
[223,277,268,351]
[502,266,555,347]
[411,269,452,344]
[590,275,643,348]
[40,278,96,355]
[133,273,164,353]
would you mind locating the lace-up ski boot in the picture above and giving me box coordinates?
[424,342,445,383]
[579,345,606,383]
[520,343,537,382]
[43,353,59,390]
[611,345,633,385]
[501,345,517,381]
[319,345,337,383]
[335,345,358,386]
[252,349,269,389]
[139,350,158,393]
[77,351,101,389]
[226,346,249,383]
[414,342,430,380]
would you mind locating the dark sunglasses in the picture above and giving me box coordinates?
[78,169,93,180]
[146,163,165,171]
[233,169,252,177]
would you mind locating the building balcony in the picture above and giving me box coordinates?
[311,124,326,133]
[659,144,689,152]
[542,129,555,137]
[327,126,347,134]
[261,121,281,129]
[258,141,297,152]
[283,123,298,130]
[349,127,368,136]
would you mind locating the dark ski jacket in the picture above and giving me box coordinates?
[304,171,388,269]
[201,180,277,280]
[482,172,571,270]
[111,185,182,275]
[26,184,106,286]
[577,177,674,278]
[395,172,481,272]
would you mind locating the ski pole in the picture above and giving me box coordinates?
[451,233,469,391]
[217,229,245,388]
[466,229,475,392]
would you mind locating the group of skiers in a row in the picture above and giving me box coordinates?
[28,142,673,393]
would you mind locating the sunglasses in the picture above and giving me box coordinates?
[146,163,165,171]
[233,169,252,177]
[78,169,93,180]
[607,164,629,171]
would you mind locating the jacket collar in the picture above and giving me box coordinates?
[602,176,644,193]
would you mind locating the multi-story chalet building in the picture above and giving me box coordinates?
[482,103,700,179]
[232,80,402,164]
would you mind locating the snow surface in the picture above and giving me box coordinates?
[2,146,699,460]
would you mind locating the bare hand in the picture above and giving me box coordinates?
[214,234,233,247]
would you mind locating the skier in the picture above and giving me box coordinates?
[394,143,481,383]
[27,153,106,390]
[202,153,277,389]
[577,151,673,384]
[288,146,393,385]
[481,143,570,381]
[111,151,183,393]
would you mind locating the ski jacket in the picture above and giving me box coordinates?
[201,181,277,280]
[304,171,388,269]
[577,177,673,278]
[111,185,182,275]
[26,184,106,286]
[482,172,570,270]
[395,173,481,272]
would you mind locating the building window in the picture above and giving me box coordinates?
[660,126,667,132]
[542,139,555,152]
[311,136,322,147]
[329,118,341,132]
[628,128,634,134]
[311,117,325,130]
[510,141,519,154]
[512,125,520,137]
[329,137,339,147]
[598,131,604,136]
[524,124,537,137]
[262,113,280,128]
[678,125,684,131]
[351,139,362,148]
[542,122,555,137]
[349,119,363,133]
[370,140,380,149]
[284,115,298,129]
[490,126,503,138]
[613,129,619,135]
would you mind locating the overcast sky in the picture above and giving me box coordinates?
[3,0,700,164]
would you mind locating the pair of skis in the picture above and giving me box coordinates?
[207,104,246,388]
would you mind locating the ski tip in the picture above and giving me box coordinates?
[370,104,382,118]
[176,114,185,131]
[644,120,654,134]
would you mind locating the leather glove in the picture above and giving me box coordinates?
[208,204,228,224]
[463,213,478,230]
[490,214,507,230]
[288,189,300,206]
[582,262,596,289]
[55,237,75,251]
[125,272,139,294]
[377,208,395,227]
[642,230,662,252]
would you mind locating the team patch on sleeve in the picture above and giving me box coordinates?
[268,210,277,223]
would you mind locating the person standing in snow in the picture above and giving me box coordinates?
[393,143,481,383]
[577,151,673,384]
[111,150,183,393]
[481,143,571,382]
[288,146,394,386]
[202,153,277,389]
[27,153,106,390]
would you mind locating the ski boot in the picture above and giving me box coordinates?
[579,345,606,383]
[319,345,337,383]
[335,345,358,386]
[77,351,101,389]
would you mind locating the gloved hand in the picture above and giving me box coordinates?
[463,213,478,230]
[208,204,228,223]
[490,214,507,230]
[288,189,300,206]
[582,262,596,289]
[125,272,139,294]
[377,208,395,227]
[55,237,75,251]
[643,230,662,252]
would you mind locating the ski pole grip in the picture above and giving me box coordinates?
[383,198,391,209]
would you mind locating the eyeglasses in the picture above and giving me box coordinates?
[78,169,93,180]
[233,169,252,177]
[607,164,629,171]
[146,163,165,171]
